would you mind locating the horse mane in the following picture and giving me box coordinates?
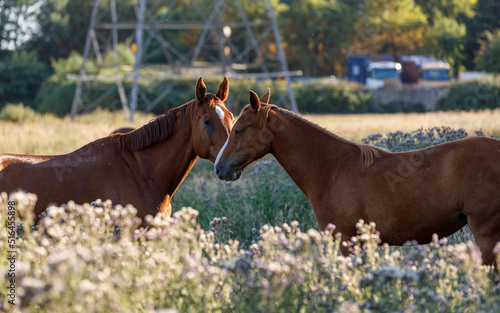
[246,103,383,168]
[118,101,191,151]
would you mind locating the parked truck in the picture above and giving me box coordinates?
[400,55,451,87]
[347,54,402,89]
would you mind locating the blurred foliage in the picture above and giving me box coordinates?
[279,0,361,76]
[34,60,378,116]
[21,0,94,62]
[2,0,500,113]
[0,51,51,108]
[0,103,40,122]
[475,29,500,74]
[35,73,261,116]
[435,76,500,111]
[463,0,500,70]
[292,80,372,113]
[423,13,467,74]
[102,43,136,66]
[350,0,428,58]
[362,126,469,152]
[0,0,39,50]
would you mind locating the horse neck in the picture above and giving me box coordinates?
[132,108,197,199]
[270,111,357,198]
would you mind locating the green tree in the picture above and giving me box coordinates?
[415,0,474,73]
[423,13,467,75]
[22,0,95,62]
[278,0,361,76]
[0,0,38,51]
[0,50,50,106]
[415,0,475,24]
[350,0,428,58]
[475,29,500,73]
[464,0,500,70]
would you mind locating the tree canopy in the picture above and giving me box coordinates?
[2,0,500,79]
[475,29,500,73]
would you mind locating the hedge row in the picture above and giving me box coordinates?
[34,76,376,117]
[435,76,500,111]
[0,51,51,107]
[4,50,500,115]
[30,77,500,117]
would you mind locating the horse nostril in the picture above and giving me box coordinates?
[215,165,221,176]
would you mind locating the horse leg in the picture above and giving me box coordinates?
[467,213,500,266]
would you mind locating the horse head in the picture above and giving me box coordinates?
[191,77,234,162]
[214,88,274,181]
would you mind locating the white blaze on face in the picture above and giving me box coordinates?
[215,105,225,120]
[214,137,229,170]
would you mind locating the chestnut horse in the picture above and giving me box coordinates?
[0,77,233,219]
[215,90,500,265]
[0,124,135,171]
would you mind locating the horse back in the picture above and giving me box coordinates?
[0,154,53,170]
[327,136,500,240]
[0,138,123,211]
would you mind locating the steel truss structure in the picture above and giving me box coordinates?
[70,0,299,121]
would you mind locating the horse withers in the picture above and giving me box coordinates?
[215,89,500,265]
[0,77,234,219]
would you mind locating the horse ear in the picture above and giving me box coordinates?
[259,88,270,104]
[196,77,207,103]
[249,90,261,112]
[216,76,229,101]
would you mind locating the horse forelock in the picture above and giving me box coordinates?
[240,103,279,129]
[209,95,234,128]
[119,101,192,151]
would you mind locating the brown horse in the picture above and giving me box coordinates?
[0,125,135,171]
[0,77,233,219]
[215,90,500,265]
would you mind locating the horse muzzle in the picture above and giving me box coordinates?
[215,163,242,181]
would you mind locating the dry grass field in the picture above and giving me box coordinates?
[0,110,154,154]
[1,108,499,155]
[305,108,500,142]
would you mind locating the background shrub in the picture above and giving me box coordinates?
[362,126,470,152]
[292,79,372,113]
[32,52,500,117]
[34,53,376,116]
[35,75,260,117]
[435,76,500,111]
[0,103,41,122]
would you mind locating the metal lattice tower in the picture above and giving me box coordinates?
[70,0,299,121]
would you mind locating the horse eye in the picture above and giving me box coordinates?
[203,116,210,126]
[235,128,246,135]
